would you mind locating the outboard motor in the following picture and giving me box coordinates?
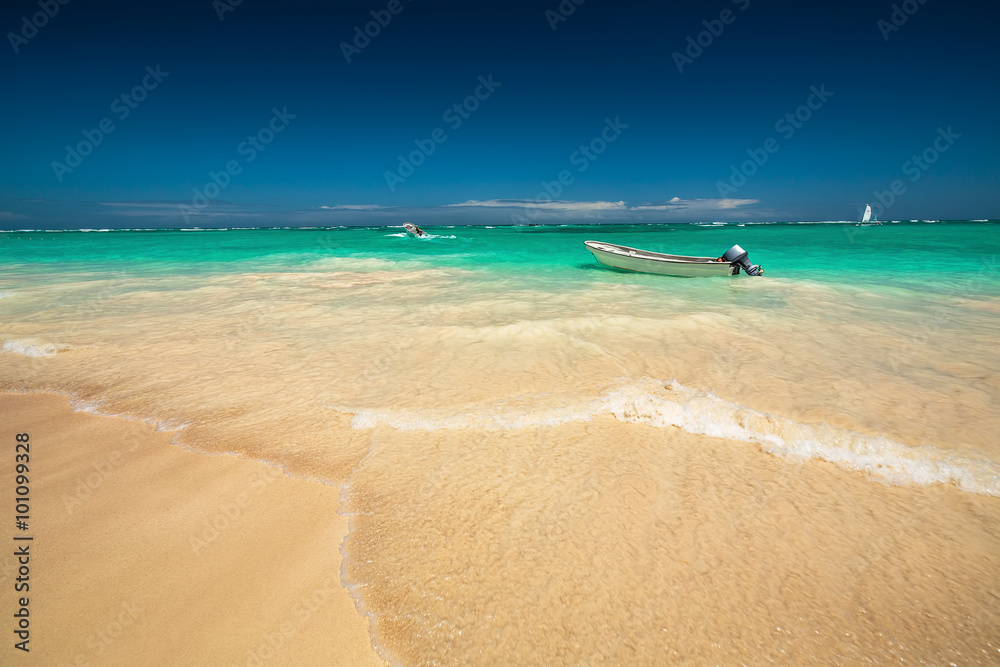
[722,244,764,276]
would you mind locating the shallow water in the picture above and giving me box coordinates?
[2,221,999,663]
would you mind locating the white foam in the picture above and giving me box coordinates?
[601,379,999,495]
[67,397,190,432]
[2,339,70,357]
[386,231,458,238]
[0,291,13,299]
[335,378,1000,496]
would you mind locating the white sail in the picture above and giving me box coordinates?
[862,205,872,223]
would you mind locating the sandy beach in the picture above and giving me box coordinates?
[1,224,999,664]
[0,392,382,667]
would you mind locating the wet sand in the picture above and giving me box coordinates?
[344,420,1000,665]
[0,392,382,667]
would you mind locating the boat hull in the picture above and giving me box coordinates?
[584,240,738,277]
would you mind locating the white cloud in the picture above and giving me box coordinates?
[100,201,182,209]
[48,196,765,228]
[447,197,758,213]
[630,198,758,211]
[318,204,393,210]
[448,199,629,212]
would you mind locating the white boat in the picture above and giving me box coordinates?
[584,241,763,277]
[402,222,426,237]
[859,204,881,226]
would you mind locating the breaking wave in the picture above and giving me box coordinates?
[2,339,70,357]
[336,378,1000,496]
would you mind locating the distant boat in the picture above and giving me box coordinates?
[402,222,426,237]
[859,204,881,226]
[584,241,763,277]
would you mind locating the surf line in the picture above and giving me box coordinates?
[333,379,1000,497]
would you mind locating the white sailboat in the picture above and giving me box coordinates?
[859,204,881,225]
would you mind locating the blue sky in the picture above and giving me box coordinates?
[1,0,997,228]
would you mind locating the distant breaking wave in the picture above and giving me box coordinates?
[336,378,1000,497]
[385,232,458,239]
[2,339,70,357]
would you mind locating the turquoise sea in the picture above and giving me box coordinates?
[3,221,999,294]
[2,220,999,664]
